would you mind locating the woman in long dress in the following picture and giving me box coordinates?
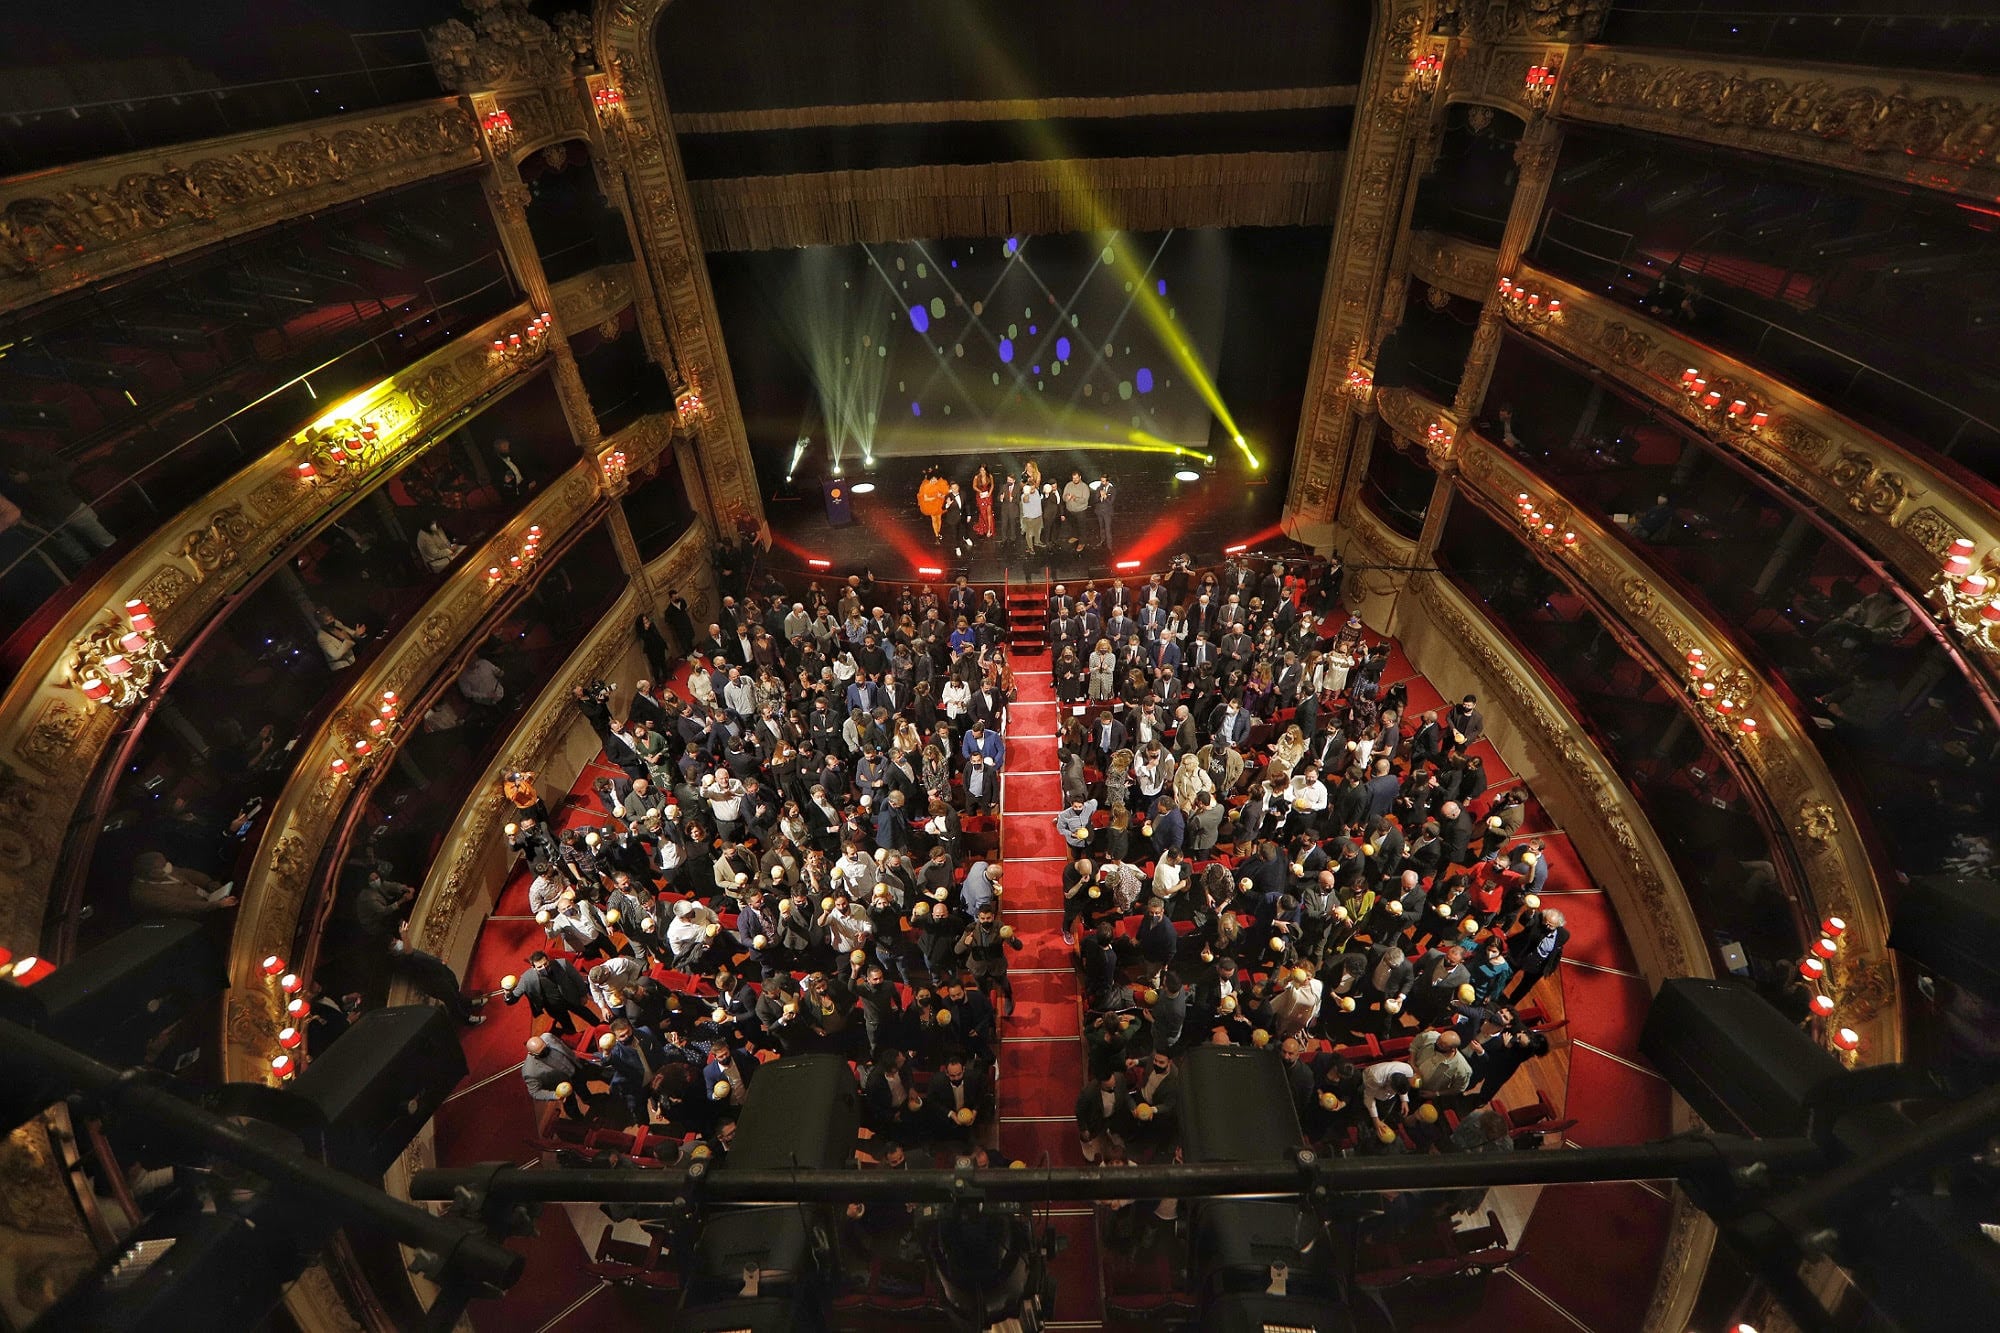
[971,465,995,538]
[918,468,950,539]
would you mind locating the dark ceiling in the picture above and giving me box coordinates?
[654,0,1371,113]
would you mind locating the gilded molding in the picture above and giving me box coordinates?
[595,0,767,536]
[1407,229,1498,301]
[1435,0,1611,43]
[1558,47,2000,202]
[552,261,636,332]
[224,461,605,1083]
[1287,0,1437,532]
[1510,264,2000,669]
[0,99,482,315]
[1456,427,1900,1054]
[1641,1193,1716,1333]
[0,268,618,961]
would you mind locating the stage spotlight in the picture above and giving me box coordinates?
[1232,433,1261,469]
[1174,469,1200,482]
[850,482,877,495]
[786,437,809,482]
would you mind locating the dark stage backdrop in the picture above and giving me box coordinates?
[708,225,1331,578]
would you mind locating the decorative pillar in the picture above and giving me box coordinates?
[481,168,603,454]
[1454,116,1565,421]
[603,502,656,611]
[1751,510,1815,598]
[1566,383,1606,453]
[1413,468,1457,562]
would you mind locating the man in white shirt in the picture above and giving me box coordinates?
[458,656,505,706]
[1361,1060,1415,1124]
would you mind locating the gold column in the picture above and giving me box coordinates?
[480,168,603,453]
[1455,115,1563,418]
[1283,2,1440,542]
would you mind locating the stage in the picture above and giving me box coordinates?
[759,447,1297,584]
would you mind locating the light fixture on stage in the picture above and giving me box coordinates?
[1116,560,1141,570]
[850,482,876,494]
[1233,433,1261,469]
[785,437,809,483]
[1174,469,1200,482]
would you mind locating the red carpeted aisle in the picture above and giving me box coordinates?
[996,651,1106,1328]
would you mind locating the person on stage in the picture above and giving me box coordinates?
[1062,470,1092,553]
[918,468,950,541]
[996,474,1020,555]
[1093,472,1116,549]
[972,465,995,539]
[1023,459,1043,493]
[941,482,968,559]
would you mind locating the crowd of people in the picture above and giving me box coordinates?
[474,549,1564,1222]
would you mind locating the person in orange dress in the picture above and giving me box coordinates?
[918,469,950,539]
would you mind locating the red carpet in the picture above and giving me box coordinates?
[1004,772,1064,811]
[1510,1182,1671,1333]
[1006,735,1058,771]
[1000,816,1067,860]
[1557,893,1643,974]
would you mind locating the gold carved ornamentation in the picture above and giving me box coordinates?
[1436,0,1613,42]
[1453,424,1899,1058]
[1559,50,2000,202]
[1506,266,1999,648]
[1406,231,1498,301]
[424,1,594,94]
[0,102,481,314]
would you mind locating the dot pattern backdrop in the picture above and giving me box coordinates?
[812,230,1225,460]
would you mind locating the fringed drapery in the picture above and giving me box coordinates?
[689,151,1344,250]
[674,86,1358,134]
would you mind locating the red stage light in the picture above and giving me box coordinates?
[807,558,831,569]
[1115,560,1140,570]
[1224,543,1249,554]
[918,566,942,576]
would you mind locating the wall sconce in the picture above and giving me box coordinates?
[482,107,515,152]
[592,84,625,124]
[1512,490,1576,552]
[1682,647,1759,743]
[490,312,552,368]
[302,415,380,478]
[1523,63,1558,107]
[1343,365,1374,407]
[70,599,170,709]
[1409,51,1443,92]
[675,386,704,423]
[1496,275,1561,327]
[1930,537,2000,654]
[600,447,629,490]
[1679,365,1770,435]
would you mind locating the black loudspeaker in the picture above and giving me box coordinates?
[681,1056,854,1325]
[1179,1045,1302,1163]
[1640,978,1844,1137]
[291,1005,466,1177]
[0,920,225,1132]
[1890,873,2000,1006]
[727,1054,859,1170]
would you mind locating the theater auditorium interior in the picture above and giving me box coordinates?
[2,2,1999,1331]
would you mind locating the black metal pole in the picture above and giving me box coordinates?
[409,1136,1824,1206]
[0,1020,522,1292]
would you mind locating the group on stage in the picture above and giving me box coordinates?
[917,461,1117,561]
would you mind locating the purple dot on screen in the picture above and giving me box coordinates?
[909,305,930,334]
[1056,336,1071,361]
[1157,279,1167,295]
[951,260,958,268]
[912,402,922,416]
[1029,325,1036,335]
[1004,237,1018,255]
[1032,365,1041,375]
[1136,368,1154,393]
[999,338,1014,363]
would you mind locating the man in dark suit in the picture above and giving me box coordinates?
[1437,801,1473,872]
[521,1033,607,1120]
[603,1017,670,1122]
[1505,907,1570,1004]
[1090,710,1129,765]
[1150,804,1186,857]
[503,951,596,1036]
[1136,897,1178,969]
[1075,1072,1134,1163]
[1363,758,1402,821]
[1409,711,1445,769]
[1446,694,1486,754]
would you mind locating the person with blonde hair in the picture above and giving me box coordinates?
[1087,637,1117,702]
[1171,751,1211,810]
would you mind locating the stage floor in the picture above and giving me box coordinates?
[761,449,1291,582]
